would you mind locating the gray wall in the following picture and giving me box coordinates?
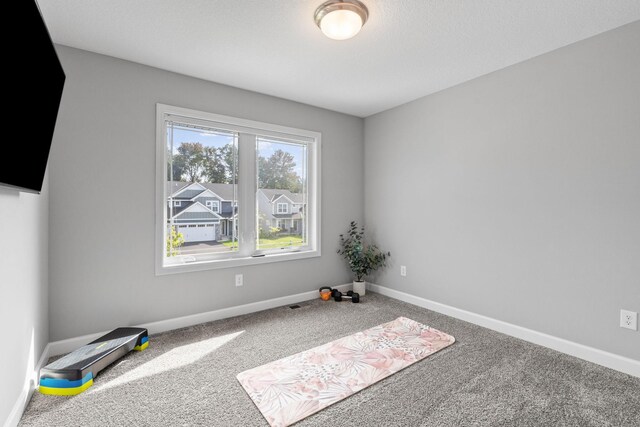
[49,46,364,341]
[0,179,49,423]
[364,22,640,360]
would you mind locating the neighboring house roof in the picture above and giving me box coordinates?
[201,182,236,201]
[169,203,191,216]
[168,181,234,201]
[167,181,190,196]
[189,188,224,201]
[259,188,304,204]
[174,189,204,199]
[168,182,304,204]
[217,209,235,219]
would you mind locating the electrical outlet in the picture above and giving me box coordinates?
[235,274,243,287]
[620,309,637,331]
[400,265,407,277]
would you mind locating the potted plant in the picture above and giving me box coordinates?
[337,221,390,296]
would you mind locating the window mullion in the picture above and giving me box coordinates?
[237,133,257,257]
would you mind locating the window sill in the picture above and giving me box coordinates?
[156,248,321,276]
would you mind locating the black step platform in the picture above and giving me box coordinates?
[39,327,148,395]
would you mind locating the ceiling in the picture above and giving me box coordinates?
[38,0,640,118]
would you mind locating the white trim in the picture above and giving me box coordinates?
[156,105,169,276]
[5,386,29,427]
[271,193,296,205]
[206,200,220,213]
[172,182,206,198]
[4,343,51,427]
[35,343,51,383]
[162,104,319,142]
[174,222,219,227]
[172,201,222,219]
[237,133,256,258]
[4,383,30,427]
[310,132,321,258]
[276,202,289,214]
[160,249,320,274]
[47,284,353,357]
[189,188,226,202]
[367,283,640,378]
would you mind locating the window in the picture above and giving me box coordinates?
[173,201,181,207]
[206,200,220,213]
[276,203,288,214]
[157,104,320,274]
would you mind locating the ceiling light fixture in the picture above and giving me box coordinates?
[314,0,369,41]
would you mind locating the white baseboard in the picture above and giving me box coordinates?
[4,382,30,427]
[4,343,51,427]
[367,283,640,378]
[48,284,353,357]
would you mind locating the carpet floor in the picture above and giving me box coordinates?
[20,292,640,426]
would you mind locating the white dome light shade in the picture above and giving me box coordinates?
[320,9,363,40]
[314,1,369,41]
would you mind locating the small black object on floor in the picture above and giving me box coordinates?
[332,289,360,303]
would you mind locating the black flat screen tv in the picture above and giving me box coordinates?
[0,1,65,193]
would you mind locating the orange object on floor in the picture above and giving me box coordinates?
[319,287,332,301]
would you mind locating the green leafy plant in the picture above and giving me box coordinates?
[337,221,390,282]
[166,226,185,257]
[259,226,281,239]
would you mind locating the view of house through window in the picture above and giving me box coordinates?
[257,137,308,251]
[160,105,318,271]
[166,122,239,264]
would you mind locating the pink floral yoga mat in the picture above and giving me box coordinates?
[237,317,455,427]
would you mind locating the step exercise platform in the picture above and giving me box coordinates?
[39,327,148,395]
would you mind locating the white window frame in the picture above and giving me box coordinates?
[156,103,321,275]
[276,203,288,214]
[206,200,220,213]
[173,201,181,207]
